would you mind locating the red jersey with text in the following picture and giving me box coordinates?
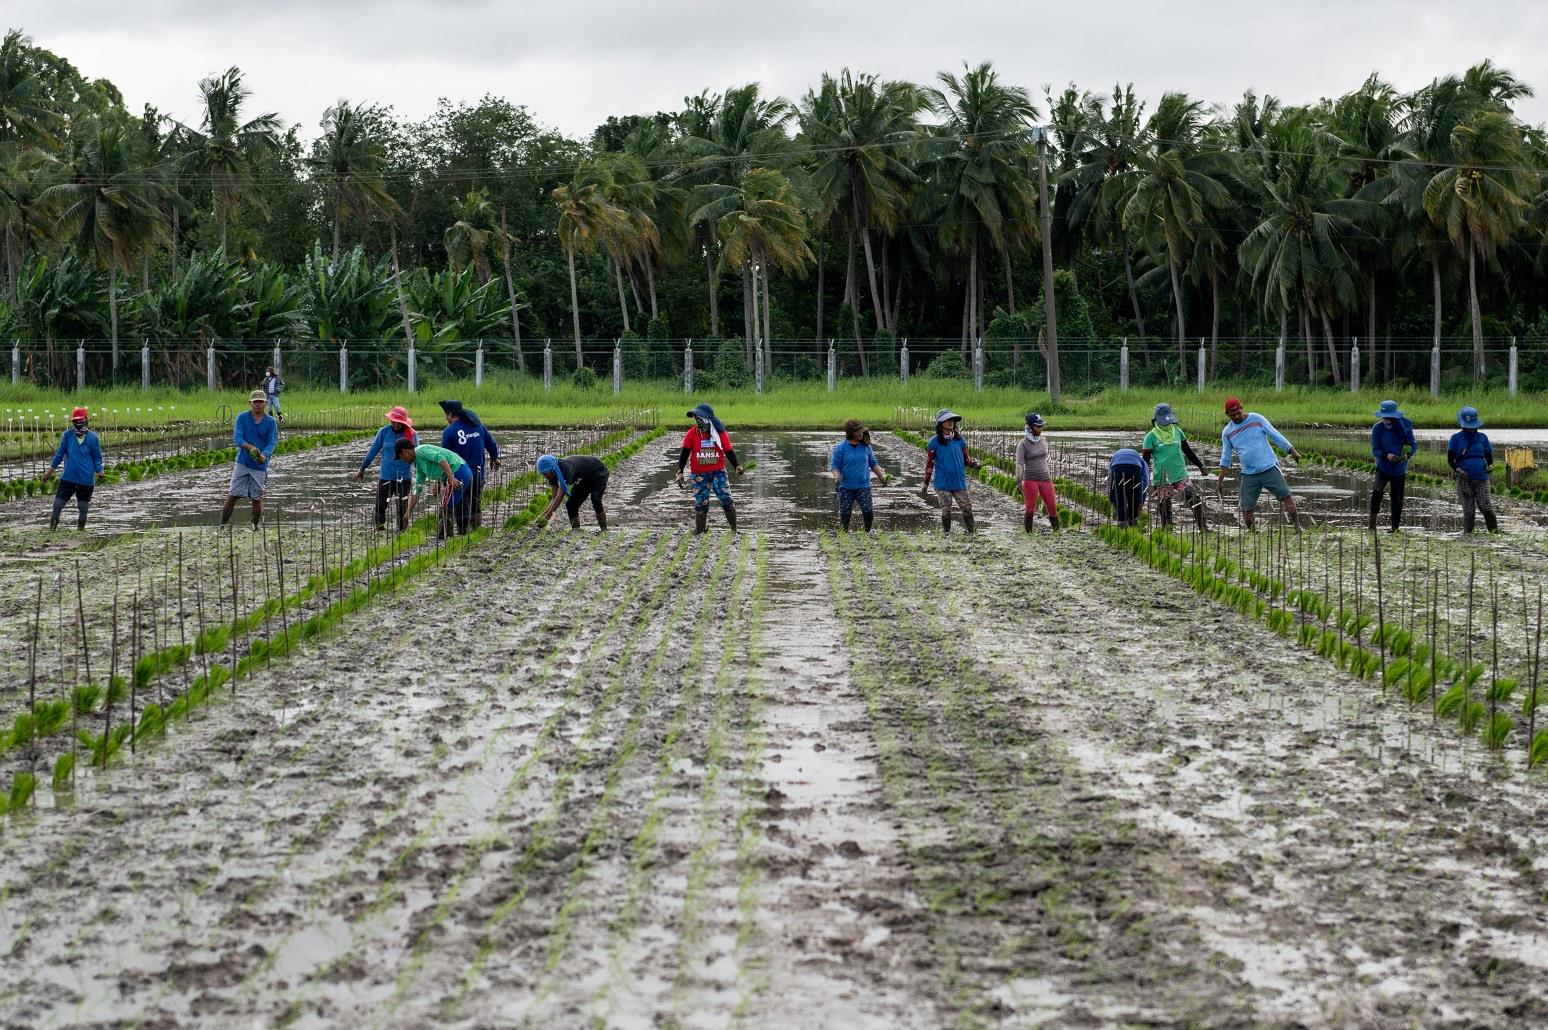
[682,427,732,473]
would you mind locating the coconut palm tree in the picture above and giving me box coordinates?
[1071,84,1151,349]
[1119,92,1233,376]
[693,166,813,372]
[800,70,924,336]
[1423,109,1535,379]
[443,188,498,283]
[553,168,625,362]
[45,118,167,371]
[924,62,1038,352]
[182,67,281,255]
[306,99,396,265]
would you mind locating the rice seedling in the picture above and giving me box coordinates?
[1,771,36,816]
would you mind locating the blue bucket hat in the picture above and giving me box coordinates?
[1374,399,1406,420]
[934,408,962,425]
[1457,405,1482,429]
[1152,402,1179,426]
[1025,412,1045,428]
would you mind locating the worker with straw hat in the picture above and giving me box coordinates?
[355,406,417,531]
[221,390,278,528]
[44,406,103,531]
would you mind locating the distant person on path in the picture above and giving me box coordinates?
[676,402,745,534]
[398,438,472,540]
[45,406,103,531]
[922,409,981,534]
[1217,397,1302,532]
[222,391,278,528]
[354,406,417,531]
[262,366,285,422]
[1015,412,1058,533]
[536,453,609,531]
[1447,405,1497,534]
[1143,402,1209,532]
[439,400,500,530]
[829,419,889,532]
[1369,399,1418,534]
[1107,448,1149,527]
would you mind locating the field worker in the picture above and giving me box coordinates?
[1369,399,1418,534]
[354,406,417,531]
[221,390,278,528]
[829,419,890,531]
[536,453,609,531]
[44,406,103,531]
[262,365,285,421]
[1015,412,1058,533]
[1142,402,1209,532]
[1447,405,1497,534]
[1107,448,1149,527]
[922,409,981,534]
[1218,397,1302,532]
[676,402,745,534]
[397,438,472,540]
[439,400,501,529]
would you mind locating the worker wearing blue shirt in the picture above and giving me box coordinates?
[1369,399,1418,533]
[354,406,417,530]
[439,400,500,531]
[1447,406,1497,534]
[222,390,278,528]
[46,406,104,530]
[829,419,890,531]
[1217,397,1302,532]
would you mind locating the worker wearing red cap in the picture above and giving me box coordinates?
[45,407,104,530]
[1218,397,1302,531]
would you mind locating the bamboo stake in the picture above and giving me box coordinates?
[105,589,118,768]
[176,533,190,700]
[228,533,239,697]
[1374,533,1386,693]
[1528,588,1543,761]
[130,589,139,755]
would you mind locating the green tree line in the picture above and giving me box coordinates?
[3,27,1548,389]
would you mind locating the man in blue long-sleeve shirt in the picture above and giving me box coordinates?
[1369,399,1418,533]
[1217,397,1302,531]
[1447,405,1497,534]
[46,406,104,530]
[222,390,278,527]
[438,400,500,530]
[354,406,417,530]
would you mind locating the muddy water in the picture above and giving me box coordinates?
[4,441,1548,1026]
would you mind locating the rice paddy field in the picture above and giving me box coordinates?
[3,410,1548,1028]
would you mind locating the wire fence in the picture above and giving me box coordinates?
[2,337,1543,396]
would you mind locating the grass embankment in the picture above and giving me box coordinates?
[3,380,1544,431]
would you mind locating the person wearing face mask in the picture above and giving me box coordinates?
[1014,412,1058,533]
[45,407,104,531]
[354,406,418,530]
[675,402,745,534]
[1143,402,1209,532]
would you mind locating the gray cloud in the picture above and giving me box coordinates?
[16,0,1548,141]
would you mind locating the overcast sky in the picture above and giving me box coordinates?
[15,1,1548,142]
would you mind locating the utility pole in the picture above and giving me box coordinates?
[1035,126,1061,405]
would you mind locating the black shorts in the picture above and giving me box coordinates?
[564,473,609,518]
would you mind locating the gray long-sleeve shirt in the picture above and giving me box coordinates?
[1015,435,1051,481]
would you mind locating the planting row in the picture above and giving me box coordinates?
[0,427,664,819]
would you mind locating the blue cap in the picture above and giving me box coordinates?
[1025,412,1045,428]
[1152,402,1178,426]
[1457,405,1482,429]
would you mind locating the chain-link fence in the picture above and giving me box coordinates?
[4,337,1543,396]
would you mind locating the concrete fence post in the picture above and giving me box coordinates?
[973,338,984,392]
[1430,344,1441,397]
[683,341,693,395]
[10,343,18,385]
[1195,341,1205,393]
[1119,338,1129,392]
[542,342,553,391]
[475,344,485,388]
[271,343,282,375]
[339,343,349,393]
[612,340,622,395]
[77,341,86,391]
[900,338,910,386]
[141,342,150,391]
[826,341,836,392]
[754,341,765,394]
[1274,344,1285,393]
[1509,338,1518,397]
[407,342,417,393]
[1350,339,1360,392]
[206,344,217,390]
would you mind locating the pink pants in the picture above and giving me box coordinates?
[1022,480,1057,516]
